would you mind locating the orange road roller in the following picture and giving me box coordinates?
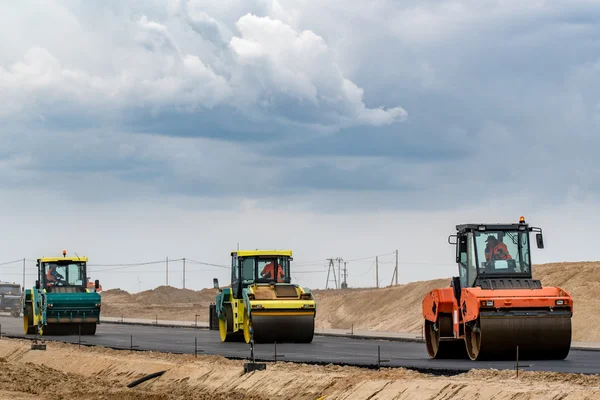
[422,216,573,361]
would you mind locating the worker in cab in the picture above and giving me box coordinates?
[484,236,512,263]
[46,266,64,285]
[260,261,285,282]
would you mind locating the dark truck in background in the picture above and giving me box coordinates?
[0,282,22,317]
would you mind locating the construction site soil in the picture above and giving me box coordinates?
[101,261,600,342]
[1,338,599,400]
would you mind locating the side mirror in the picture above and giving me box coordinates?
[536,233,544,249]
[213,278,220,290]
[448,234,458,245]
[35,280,40,290]
[95,279,100,289]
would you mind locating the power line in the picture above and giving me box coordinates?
[88,260,175,267]
[344,252,396,263]
[293,270,328,274]
[185,259,229,269]
[0,259,23,267]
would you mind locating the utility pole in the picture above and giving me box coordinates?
[395,249,398,285]
[342,261,348,289]
[335,257,344,289]
[391,249,399,286]
[183,258,186,289]
[22,258,25,290]
[376,256,379,288]
[325,258,338,289]
[166,257,169,287]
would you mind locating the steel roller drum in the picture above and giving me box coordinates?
[40,323,96,336]
[466,312,572,361]
[251,313,315,344]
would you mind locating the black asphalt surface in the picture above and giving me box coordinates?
[1,315,599,375]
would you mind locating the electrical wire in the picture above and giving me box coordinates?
[185,259,229,269]
[0,259,23,266]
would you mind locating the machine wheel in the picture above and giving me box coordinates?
[465,319,482,360]
[243,313,252,344]
[424,315,467,359]
[218,304,244,342]
[23,304,37,335]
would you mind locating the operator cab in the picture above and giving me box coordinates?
[449,217,545,296]
[36,250,99,293]
[227,250,293,299]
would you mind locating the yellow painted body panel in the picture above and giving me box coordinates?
[231,250,292,257]
[38,256,89,262]
[249,299,315,309]
[233,298,245,332]
[252,311,315,316]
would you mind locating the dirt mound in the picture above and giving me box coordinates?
[536,262,600,343]
[310,261,600,342]
[100,261,600,342]
[311,278,450,333]
[102,288,130,296]
[0,338,599,400]
[128,285,217,306]
[101,286,218,321]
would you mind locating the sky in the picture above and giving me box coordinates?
[1,0,599,293]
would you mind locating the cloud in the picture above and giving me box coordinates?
[0,3,407,134]
[1,0,600,211]
[228,14,407,127]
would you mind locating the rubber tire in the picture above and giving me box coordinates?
[23,304,37,335]
[219,304,244,342]
[424,315,468,359]
[243,314,252,344]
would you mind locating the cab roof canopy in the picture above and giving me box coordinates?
[231,250,292,257]
[38,256,88,263]
[456,216,536,233]
[455,223,529,233]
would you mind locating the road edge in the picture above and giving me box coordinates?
[98,319,600,350]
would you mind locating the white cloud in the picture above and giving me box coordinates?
[0,2,407,130]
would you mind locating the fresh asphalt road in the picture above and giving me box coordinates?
[1,315,598,375]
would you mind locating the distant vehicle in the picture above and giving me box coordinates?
[0,282,22,318]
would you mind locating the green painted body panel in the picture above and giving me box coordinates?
[215,288,230,320]
[45,292,101,322]
[23,288,101,327]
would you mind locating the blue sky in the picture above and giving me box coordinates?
[1,1,599,292]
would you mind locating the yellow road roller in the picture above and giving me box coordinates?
[214,249,316,343]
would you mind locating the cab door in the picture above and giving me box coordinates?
[231,253,240,299]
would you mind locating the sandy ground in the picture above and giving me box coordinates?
[101,261,600,342]
[0,338,599,400]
